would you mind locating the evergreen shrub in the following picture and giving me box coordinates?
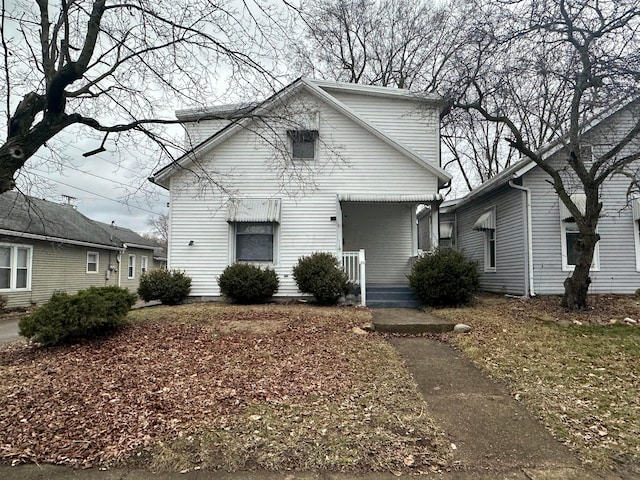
[138,269,191,305]
[218,263,279,304]
[293,252,350,305]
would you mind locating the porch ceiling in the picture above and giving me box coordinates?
[337,193,442,203]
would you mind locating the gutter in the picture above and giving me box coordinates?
[0,229,122,251]
[508,181,535,297]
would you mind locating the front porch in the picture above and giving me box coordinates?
[336,197,439,307]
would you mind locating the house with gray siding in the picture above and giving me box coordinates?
[150,78,450,306]
[445,101,640,296]
[0,192,161,308]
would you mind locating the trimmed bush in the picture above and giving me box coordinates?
[218,263,279,304]
[408,248,479,307]
[138,269,191,305]
[293,252,350,305]
[18,286,136,346]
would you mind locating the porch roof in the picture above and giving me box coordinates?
[337,193,442,203]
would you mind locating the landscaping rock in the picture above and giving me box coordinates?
[361,322,375,332]
[454,323,471,333]
[623,317,637,324]
[351,326,368,335]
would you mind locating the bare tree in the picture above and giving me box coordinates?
[144,213,168,249]
[451,0,640,309]
[0,0,284,195]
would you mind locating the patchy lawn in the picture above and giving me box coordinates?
[436,294,640,472]
[0,303,451,474]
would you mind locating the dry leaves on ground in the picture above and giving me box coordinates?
[437,294,640,472]
[0,304,452,473]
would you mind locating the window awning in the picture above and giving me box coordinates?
[226,198,281,223]
[440,222,453,239]
[633,198,640,221]
[473,210,495,231]
[559,193,586,222]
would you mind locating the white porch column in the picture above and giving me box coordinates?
[430,207,439,250]
[358,248,366,307]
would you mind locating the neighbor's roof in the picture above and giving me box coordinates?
[94,221,159,249]
[0,192,122,250]
[447,97,640,211]
[150,77,451,188]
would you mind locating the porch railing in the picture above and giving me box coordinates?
[342,249,366,307]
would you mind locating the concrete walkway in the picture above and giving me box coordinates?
[371,307,453,334]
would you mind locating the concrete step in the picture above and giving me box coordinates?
[371,308,454,334]
[366,285,420,309]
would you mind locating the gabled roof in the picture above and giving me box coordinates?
[0,192,122,250]
[150,77,451,188]
[447,97,640,211]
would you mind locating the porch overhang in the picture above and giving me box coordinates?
[559,193,586,222]
[337,193,443,203]
[473,210,496,231]
[226,198,281,223]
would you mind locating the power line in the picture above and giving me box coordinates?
[28,172,164,216]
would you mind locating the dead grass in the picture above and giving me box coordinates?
[0,303,451,474]
[436,294,640,472]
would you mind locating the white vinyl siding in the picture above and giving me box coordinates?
[86,252,99,273]
[0,244,32,291]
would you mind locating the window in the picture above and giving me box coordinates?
[633,198,640,271]
[235,222,275,262]
[87,252,99,273]
[473,208,496,272]
[288,130,318,160]
[141,256,148,274]
[486,229,496,271]
[128,255,135,279]
[560,220,600,271]
[0,244,32,291]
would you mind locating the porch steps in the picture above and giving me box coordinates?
[366,285,421,309]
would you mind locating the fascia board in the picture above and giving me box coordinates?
[301,79,452,184]
[308,78,443,104]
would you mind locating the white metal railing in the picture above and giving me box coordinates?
[342,249,366,307]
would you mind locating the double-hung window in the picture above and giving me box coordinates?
[227,198,281,264]
[87,252,99,273]
[559,193,600,271]
[633,199,640,271]
[288,130,318,160]
[141,256,148,274]
[128,255,135,279]
[0,244,32,291]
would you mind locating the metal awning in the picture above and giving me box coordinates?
[337,193,442,203]
[559,193,586,222]
[226,198,281,223]
[633,198,640,221]
[439,222,454,239]
[473,210,495,231]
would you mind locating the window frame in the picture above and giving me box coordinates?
[128,254,136,279]
[86,251,99,274]
[634,217,640,272]
[0,243,33,292]
[484,228,496,272]
[287,129,318,161]
[560,219,600,272]
[231,221,278,265]
[141,256,148,274]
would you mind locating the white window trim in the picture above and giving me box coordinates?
[288,129,319,161]
[228,222,279,266]
[141,256,148,274]
[484,228,496,272]
[560,220,600,272]
[128,254,136,279]
[0,243,33,292]
[86,251,99,274]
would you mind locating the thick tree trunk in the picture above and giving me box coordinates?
[561,230,598,310]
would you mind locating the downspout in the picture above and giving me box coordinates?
[508,180,535,297]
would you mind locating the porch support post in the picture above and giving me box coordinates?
[430,207,439,251]
[358,248,366,307]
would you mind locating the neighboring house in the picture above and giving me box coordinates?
[442,101,640,296]
[150,78,450,305]
[0,192,161,308]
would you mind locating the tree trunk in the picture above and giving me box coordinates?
[561,230,598,310]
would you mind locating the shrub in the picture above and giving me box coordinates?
[18,286,136,346]
[408,248,479,307]
[138,269,191,305]
[218,263,279,304]
[0,294,7,312]
[293,252,350,305]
